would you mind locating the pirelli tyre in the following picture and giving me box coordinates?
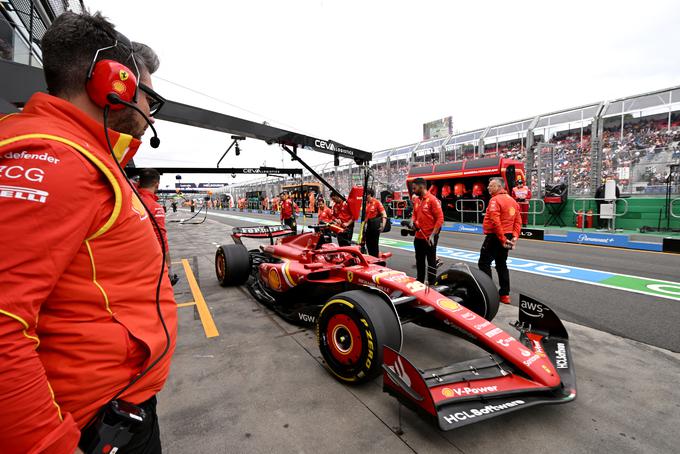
[435,264,499,321]
[215,244,251,287]
[317,290,401,385]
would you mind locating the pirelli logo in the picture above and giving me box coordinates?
[0,185,49,204]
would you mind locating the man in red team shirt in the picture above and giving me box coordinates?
[411,178,444,284]
[317,198,333,224]
[363,187,387,257]
[280,191,297,234]
[330,191,354,246]
[0,12,176,453]
[479,177,522,304]
[137,168,179,286]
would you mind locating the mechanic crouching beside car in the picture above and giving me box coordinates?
[411,178,444,284]
[0,12,177,454]
[478,177,522,305]
[330,191,355,246]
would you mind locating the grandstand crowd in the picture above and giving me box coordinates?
[230,108,680,200]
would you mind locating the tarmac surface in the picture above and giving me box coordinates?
[160,209,680,453]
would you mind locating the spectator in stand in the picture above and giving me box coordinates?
[411,178,444,284]
[478,178,522,305]
[363,188,387,257]
[317,198,333,224]
[330,191,354,246]
[280,191,297,234]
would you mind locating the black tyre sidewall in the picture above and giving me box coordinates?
[436,266,500,321]
[317,290,400,384]
[214,244,251,286]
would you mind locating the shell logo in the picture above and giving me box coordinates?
[441,388,454,398]
[130,194,148,220]
[119,69,129,81]
[112,80,127,95]
[437,298,462,312]
[268,268,281,290]
[347,271,354,282]
[509,207,516,216]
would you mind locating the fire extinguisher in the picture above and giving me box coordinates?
[586,209,593,228]
[576,210,584,229]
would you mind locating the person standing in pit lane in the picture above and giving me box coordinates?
[478,177,522,305]
[411,178,444,284]
[511,176,531,226]
[138,168,179,285]
[0,12,176,453]
[330,191,355,246]
[363,187,387,257]
[280,191,298,234]
[317,198,333,224]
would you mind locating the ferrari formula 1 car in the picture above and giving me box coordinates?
[215,223,576,430]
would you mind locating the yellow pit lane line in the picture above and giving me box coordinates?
[180,259,219,338]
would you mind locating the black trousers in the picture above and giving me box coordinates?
[414,234,438,284]
[283,216,297,234]
[365,218,382,257]
[337,224,354,246]
[478,234,511,296]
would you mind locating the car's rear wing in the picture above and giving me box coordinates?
[231,225,295,245]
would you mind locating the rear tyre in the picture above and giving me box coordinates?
[215,244,251,287]
[436,265,499,321]
[317,290,401,384]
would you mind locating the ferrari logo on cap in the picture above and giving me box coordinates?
[119,69,129,81]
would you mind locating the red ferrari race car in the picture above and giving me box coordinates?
[215,223,576,430]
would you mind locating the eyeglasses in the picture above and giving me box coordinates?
[139,82,166,117]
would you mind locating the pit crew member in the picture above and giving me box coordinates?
[364,187,387,257]
[0,12,177,454]
[411,178,444,284]
[280,191,297,234]
[330,191,354,246]
[478,177,522,304]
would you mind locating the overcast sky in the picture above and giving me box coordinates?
[86,0,680,188]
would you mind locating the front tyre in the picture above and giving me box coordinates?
[317,290,401,384]
[436,264,499,321]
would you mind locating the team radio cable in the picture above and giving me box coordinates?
[103,104,171,400]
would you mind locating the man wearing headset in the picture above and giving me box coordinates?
[0,12,176,454]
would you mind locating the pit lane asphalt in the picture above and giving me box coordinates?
[162,212,680,453]
[191,209,680,352]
